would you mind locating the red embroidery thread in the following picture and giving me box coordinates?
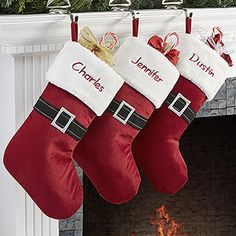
[72,62,104,92]
[131,57,163,83]
[189,53,215,77]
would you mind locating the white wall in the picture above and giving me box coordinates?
[0,53,16,236]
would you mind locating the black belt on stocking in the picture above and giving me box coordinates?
[108,100,148,130]
[34,97,87,141]
[165,93,196,124]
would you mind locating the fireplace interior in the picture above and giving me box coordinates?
[82,115,236,236]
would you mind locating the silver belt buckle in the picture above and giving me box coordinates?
[51,107,75,133]
[168,93,191,117]
[113,101,135,125]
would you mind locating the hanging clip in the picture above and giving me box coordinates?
[131,9,140,19]
[70,14,78,42]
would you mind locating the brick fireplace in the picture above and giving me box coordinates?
[82,114,236,236]
[59,77,236,236]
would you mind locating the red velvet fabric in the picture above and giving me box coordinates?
[4,83,96,219]
[132,76,207,194]
[73,84,155,204]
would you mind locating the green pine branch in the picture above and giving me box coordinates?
[1,0,236,14]
[0,0,15,8]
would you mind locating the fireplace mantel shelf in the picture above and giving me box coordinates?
[1,8,236,76]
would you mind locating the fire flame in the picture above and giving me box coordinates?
[150,205,185,236]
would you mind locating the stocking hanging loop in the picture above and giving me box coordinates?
[131,10,140,37]
[184,9,193,34]
[70,14,78,42]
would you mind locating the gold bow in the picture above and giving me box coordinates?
[79,27,114,66]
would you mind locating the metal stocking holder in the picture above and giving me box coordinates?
[109,0,132,11]
[162,0,183,9]
[46,0,71,14]
[46,0,185,14]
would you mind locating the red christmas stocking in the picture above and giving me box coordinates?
[73,36,179,203]
[4,41,123,219]
[132,33,230,194]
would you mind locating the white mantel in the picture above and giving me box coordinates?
[1,8,236,54]
[1,8,236,236]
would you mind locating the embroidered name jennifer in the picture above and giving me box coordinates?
[189,53,214,77]
[131,57,163,82]
[72,62,104,92]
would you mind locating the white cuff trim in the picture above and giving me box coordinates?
[113,37,179,109]
[177,34,229,101]
[46,41,124,116]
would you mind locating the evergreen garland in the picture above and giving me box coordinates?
[0,0,236,14]
[0,0,14,7]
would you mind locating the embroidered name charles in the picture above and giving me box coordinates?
[131,57,163,83]
[189,53,215,77]
[72,62,105,92]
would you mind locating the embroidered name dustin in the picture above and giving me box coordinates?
[131,57,163,82]
[189,53,215,77]
[72,62,104,92]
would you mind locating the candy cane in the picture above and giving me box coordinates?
[163,32,180,55]
[212,26,223,44]
[206,27,224,54]
[99,32,119,50]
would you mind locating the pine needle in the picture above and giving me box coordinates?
[1,0,236,14]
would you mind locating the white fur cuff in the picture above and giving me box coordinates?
[46,41,124,116]
[177,34,229,101]
[113,37,179,109]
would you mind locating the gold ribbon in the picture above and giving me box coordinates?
[79,27,114,66]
